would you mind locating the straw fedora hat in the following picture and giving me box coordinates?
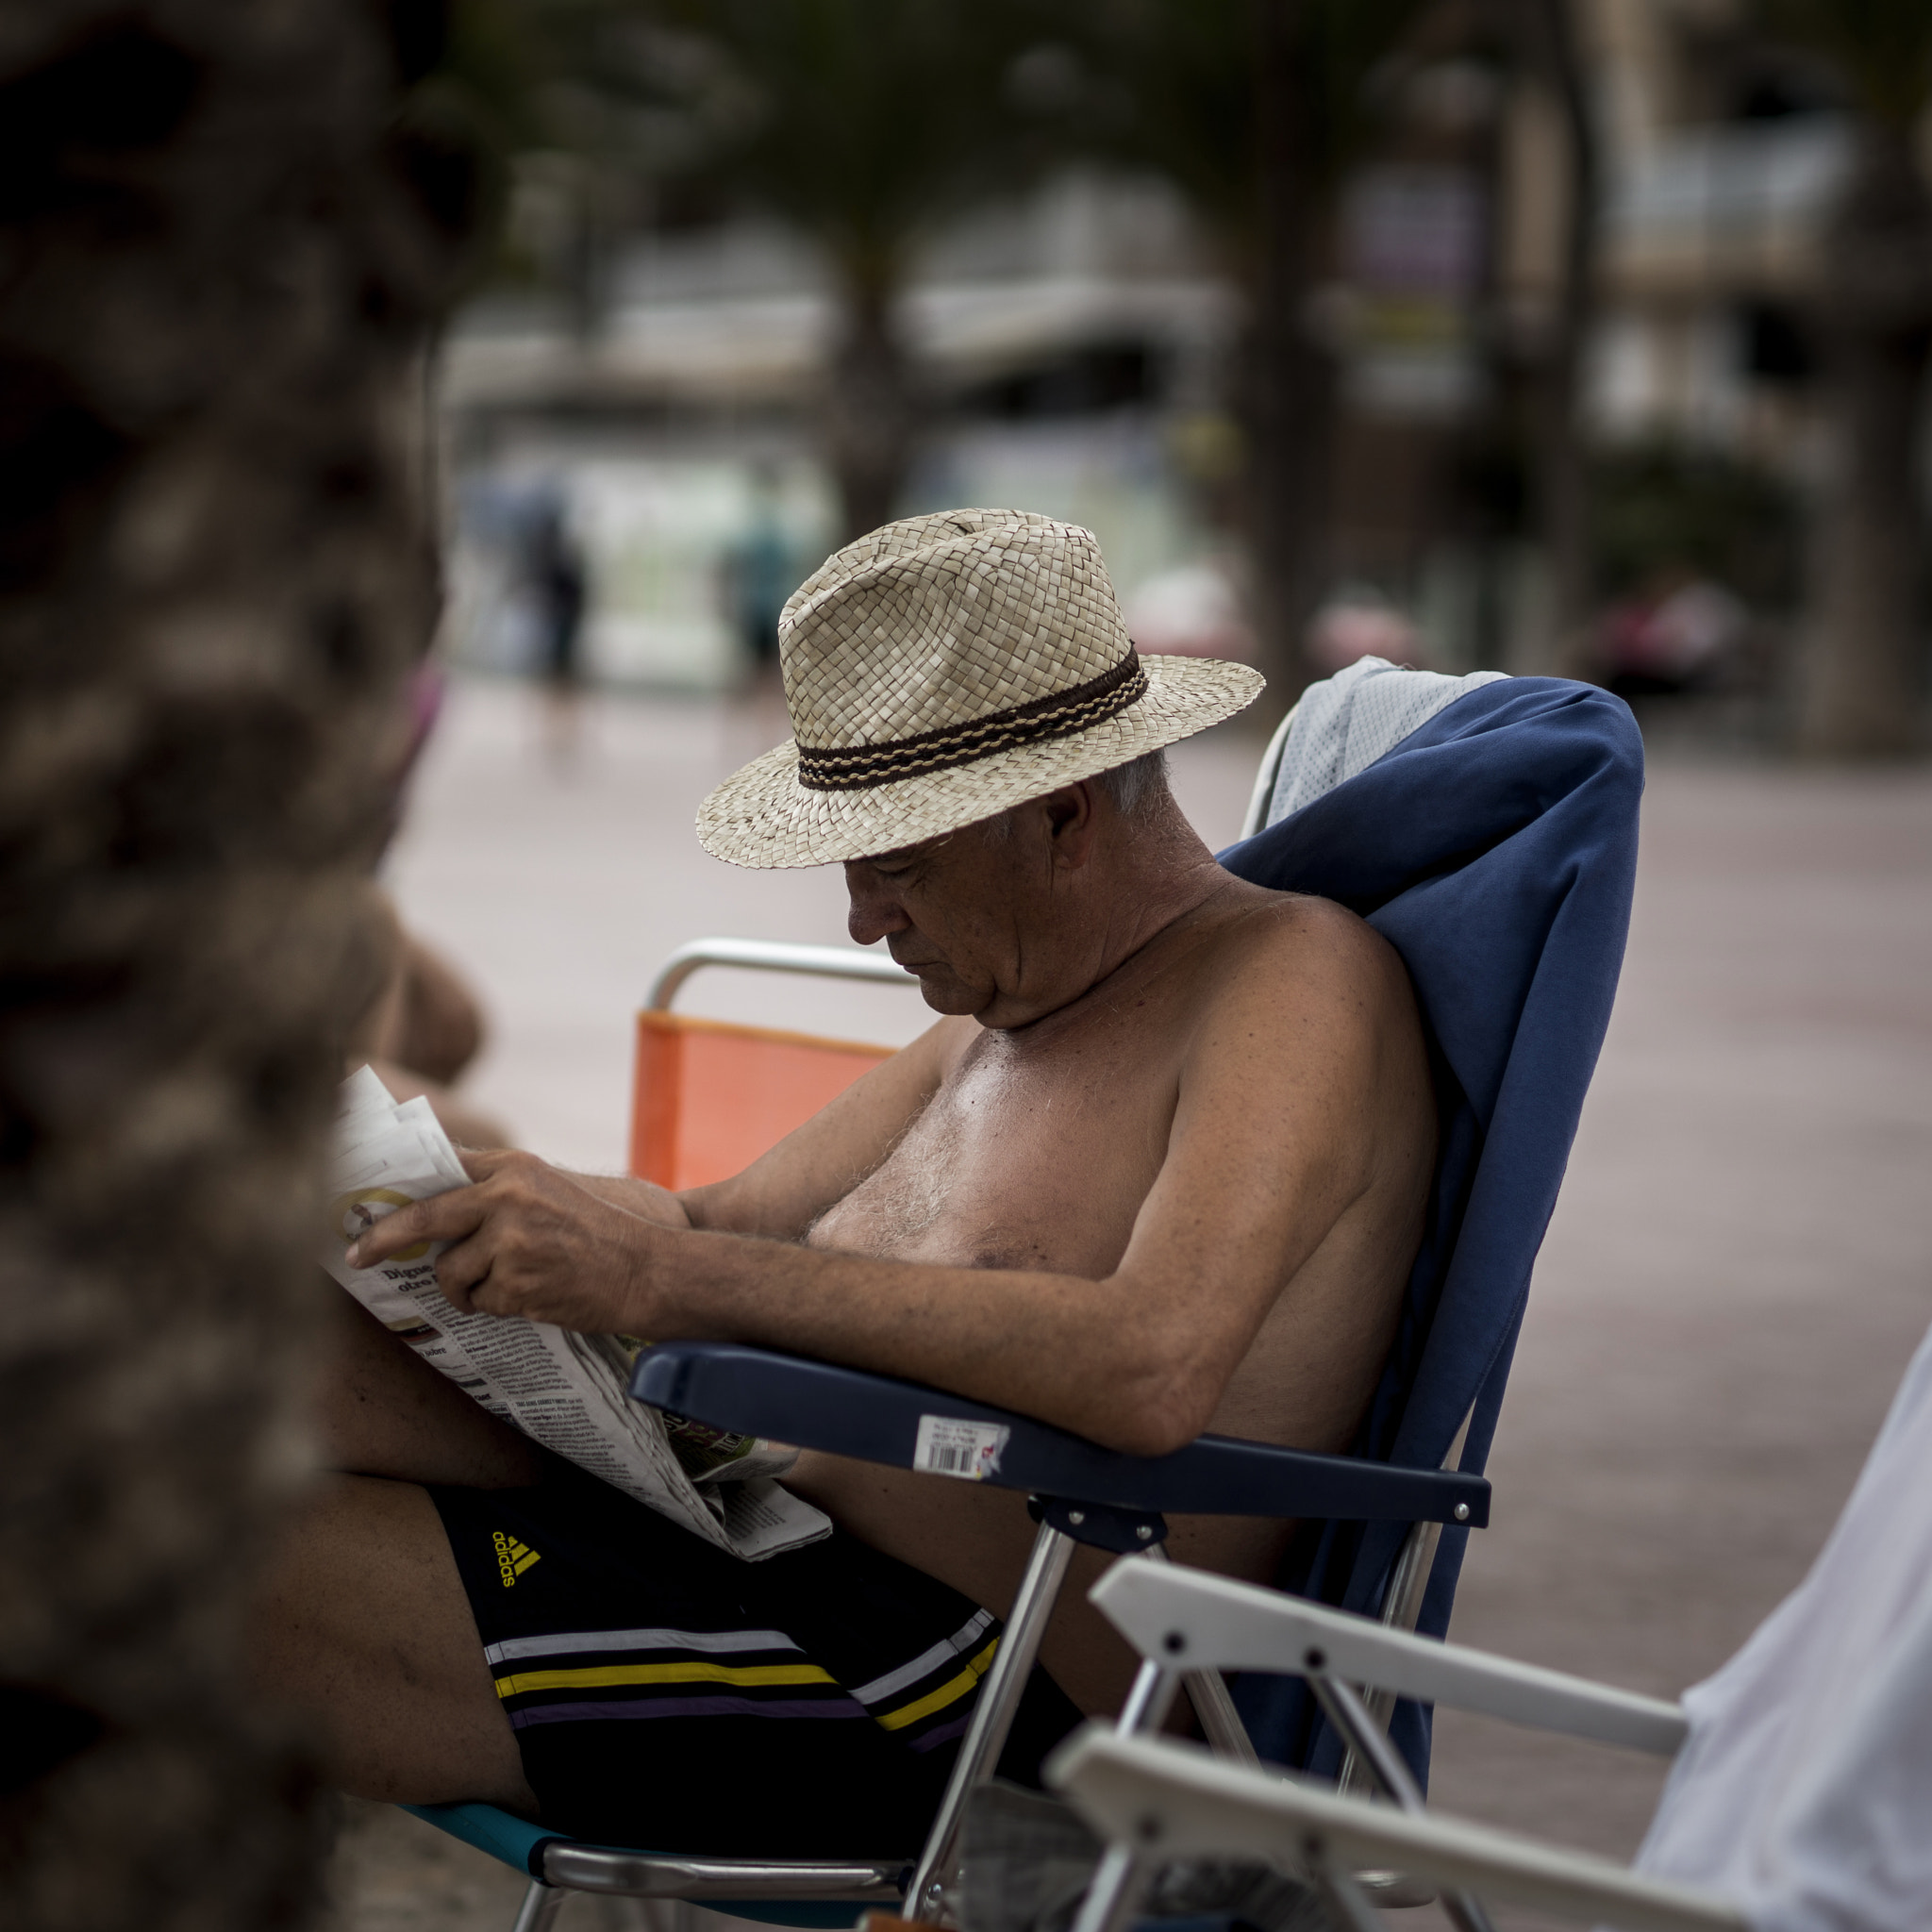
[698,508,1264,868]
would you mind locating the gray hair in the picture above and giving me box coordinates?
[1091,749,1171,820]
[974,749,1172,844]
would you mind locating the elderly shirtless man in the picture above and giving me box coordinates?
[254,509,1435,1857]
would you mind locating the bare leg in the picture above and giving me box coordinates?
[245,1295,543,1808]
[315,1291,542,1488]
[249,1472,538,1810]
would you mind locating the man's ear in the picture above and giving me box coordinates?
[1041,781,1100,869]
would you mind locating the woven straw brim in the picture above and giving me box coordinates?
[698,655,1264,869]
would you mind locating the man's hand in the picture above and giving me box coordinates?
[345,1149,666,1333]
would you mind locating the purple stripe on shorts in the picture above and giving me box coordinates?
[509,1694,869,1728]
[907,1712,974,1753]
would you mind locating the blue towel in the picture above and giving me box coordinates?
[1215,675,1644,1786]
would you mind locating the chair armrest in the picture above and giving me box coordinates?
[645,937,915,1010]
[1090,1562,1686,1756]
[630,1342,1488,1526]
[1050,1731,1743,1932]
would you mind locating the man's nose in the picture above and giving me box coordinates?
[844,865,908,947]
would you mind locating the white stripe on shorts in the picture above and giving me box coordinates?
[483,1627,802,1667]
[850,1609,995,1707]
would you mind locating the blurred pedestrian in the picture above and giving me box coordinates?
[723,465,796,744]
[341,655,510,1148]
[343,885,511,1151]
[528,492,589,766]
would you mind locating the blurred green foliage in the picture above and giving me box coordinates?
[468,0,1070,294]
[1063,0,1431,266]
[1762,0,1932,128]
[436,0,1435,291]
[1591,441,1804,608]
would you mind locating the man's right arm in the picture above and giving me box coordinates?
[564,1018,955,1242]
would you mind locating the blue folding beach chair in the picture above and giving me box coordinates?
[403,669,1642,1930]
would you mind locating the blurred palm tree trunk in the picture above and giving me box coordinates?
[1516,0,1598,672]
[1799,121,1932,756]
[1246,0,1340,700]
[1769,0,1932,754]
[0,2,473,1922]
[623,0,1058,546]
[824,266,920,542]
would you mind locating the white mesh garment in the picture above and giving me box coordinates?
[1636,1316,1932,1932]
[1261,656,1509,828]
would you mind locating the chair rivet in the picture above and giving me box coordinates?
[1137,1814,1162,1845]
[1136,1524,1155,1541]
[1454,1503,1471,1523]
[1163,1631,1186,1655]
[1068,1509,1085,1525]
[1304,1647,1325,1672]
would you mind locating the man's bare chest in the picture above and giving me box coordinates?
[807,1024,1176,1277]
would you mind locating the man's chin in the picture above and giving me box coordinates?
[907,967,985,1017]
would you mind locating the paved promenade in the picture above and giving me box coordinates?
[330,678,1932,1931]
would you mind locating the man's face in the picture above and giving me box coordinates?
[843,825,1022,1021]
[843,790,1091,1027]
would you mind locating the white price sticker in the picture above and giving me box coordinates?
[913,1414,1010,1482]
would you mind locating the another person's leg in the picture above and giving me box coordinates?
[246,1295,541,1809]
[249,1472,539,1811]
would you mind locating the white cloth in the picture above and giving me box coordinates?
[1260,657,1509,828]
[1636,1317,1932,1931]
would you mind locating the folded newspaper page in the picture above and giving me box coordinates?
[320,1066,831,1560]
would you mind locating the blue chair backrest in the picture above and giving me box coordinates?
[1216,675,1643,1787]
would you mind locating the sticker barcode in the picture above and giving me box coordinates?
[913,1414,1010,1482]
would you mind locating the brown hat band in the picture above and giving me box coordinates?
[795,649,1148,792]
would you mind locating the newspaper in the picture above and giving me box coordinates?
[320,1066,831,1560]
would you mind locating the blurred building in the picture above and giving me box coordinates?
[1587,0,1849,466]
[441,168,1239,691]
[437,0,1912,691]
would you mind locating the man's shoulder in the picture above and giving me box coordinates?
[1191,882,1408,1024]
[1207,879,1390,969]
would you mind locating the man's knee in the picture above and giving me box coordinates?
[310,1295,544,1490]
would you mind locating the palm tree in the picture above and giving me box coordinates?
[565,0,1069,540]
[1772,0,1932,756]
[1510,0,1599,671]
[0,0,475,1918]
[1076,0,1431,696]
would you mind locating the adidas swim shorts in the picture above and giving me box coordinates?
[427,1464,1084,1857]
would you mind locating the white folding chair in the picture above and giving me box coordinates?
[1052,1439,1932,1932]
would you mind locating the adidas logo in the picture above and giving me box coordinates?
[492,1530,541,1588]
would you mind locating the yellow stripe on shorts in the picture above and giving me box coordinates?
[874,1637,1001,1732]
[493,1660,836,1701]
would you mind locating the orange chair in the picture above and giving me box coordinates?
[628,938,919,1191]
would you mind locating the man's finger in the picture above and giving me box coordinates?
[459,1146,515,1184]
[346,1186,487,1267]
[432,1229,495,1311]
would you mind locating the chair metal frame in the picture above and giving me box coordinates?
[407,937,1494,1930]
[1053,1727,1742,1932]
[643,936,916,1014]
[1058,1415,1478,1932]
[1049,1561,1728,1932]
